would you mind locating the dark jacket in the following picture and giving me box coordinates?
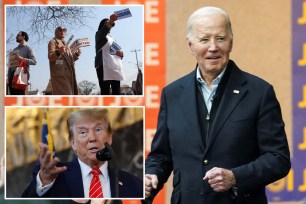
[95,23,111,67]
[22,157,143,198]
[145,60,291,204]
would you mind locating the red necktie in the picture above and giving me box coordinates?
[89,168,103,198]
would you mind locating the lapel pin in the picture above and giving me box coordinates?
[233,90,240,94]
[119,181,123,186]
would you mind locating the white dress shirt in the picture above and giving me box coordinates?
[79,159,111,198]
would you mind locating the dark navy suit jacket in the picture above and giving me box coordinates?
[145,60,291,204]
[22,157,143,198]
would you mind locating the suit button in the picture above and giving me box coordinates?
[203,159,209,165]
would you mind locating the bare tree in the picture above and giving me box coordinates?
[5,33,14,57]
[6,6,95,43]
[78,80,97,95]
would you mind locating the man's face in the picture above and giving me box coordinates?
[188,14,233,76]
[56,27,67,39]
[16,32,24,43]
[70,117,112,167]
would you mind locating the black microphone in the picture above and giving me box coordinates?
[96,143,112,161]
[97,142,120,198]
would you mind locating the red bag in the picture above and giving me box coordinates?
[12,58,28,90]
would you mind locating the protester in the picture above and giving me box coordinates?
[48,26,81,95]
[7,31,36,95]
[95,14,125,95]
[145,7,290,204]
[22,109,143,198]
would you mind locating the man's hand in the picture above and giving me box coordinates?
[72,199,90,204]
[14,53,24,62]
[109,14,118,25]
[75,48,82,57]
[145,174,158,199]
[116,50,124,59]
[203,167,236,192]
[38,143,67,186]
[58,46,66,54]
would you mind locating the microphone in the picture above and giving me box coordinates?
[96,142,120,198]
[96,143,112,161]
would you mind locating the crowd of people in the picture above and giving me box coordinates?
[7,14,127,96]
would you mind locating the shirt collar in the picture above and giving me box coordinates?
[196,65,227,86]
[18,43,26,48]
[78,158,109,180]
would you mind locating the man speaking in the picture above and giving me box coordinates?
[22,109,143,198]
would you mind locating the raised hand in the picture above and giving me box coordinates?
[38,143,67,186]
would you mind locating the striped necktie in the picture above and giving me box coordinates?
[89,167,103,198]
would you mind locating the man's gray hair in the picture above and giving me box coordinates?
[67,109,112,141]
[186,7,233,41]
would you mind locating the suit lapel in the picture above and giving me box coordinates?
[109,165,124,198]
[178,69,205,152]
[109,166,117,197]
[65,157,85,197]
[205,62,248,154]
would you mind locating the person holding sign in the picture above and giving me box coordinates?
[145,7,290,204]
[48,26,82,95]
[95,14,125,95]
[7,31,37,95]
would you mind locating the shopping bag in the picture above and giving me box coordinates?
[12,58,28,90]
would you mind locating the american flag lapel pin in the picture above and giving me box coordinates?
[233,90,240,94]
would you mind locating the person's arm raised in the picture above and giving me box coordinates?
[38,143,67,187]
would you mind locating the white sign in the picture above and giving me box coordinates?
[114,8,132,20]
[110,41,122,55]
[70,38,90,52]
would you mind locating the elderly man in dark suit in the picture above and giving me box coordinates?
[145,6,290,204]
[22,109,142,198]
